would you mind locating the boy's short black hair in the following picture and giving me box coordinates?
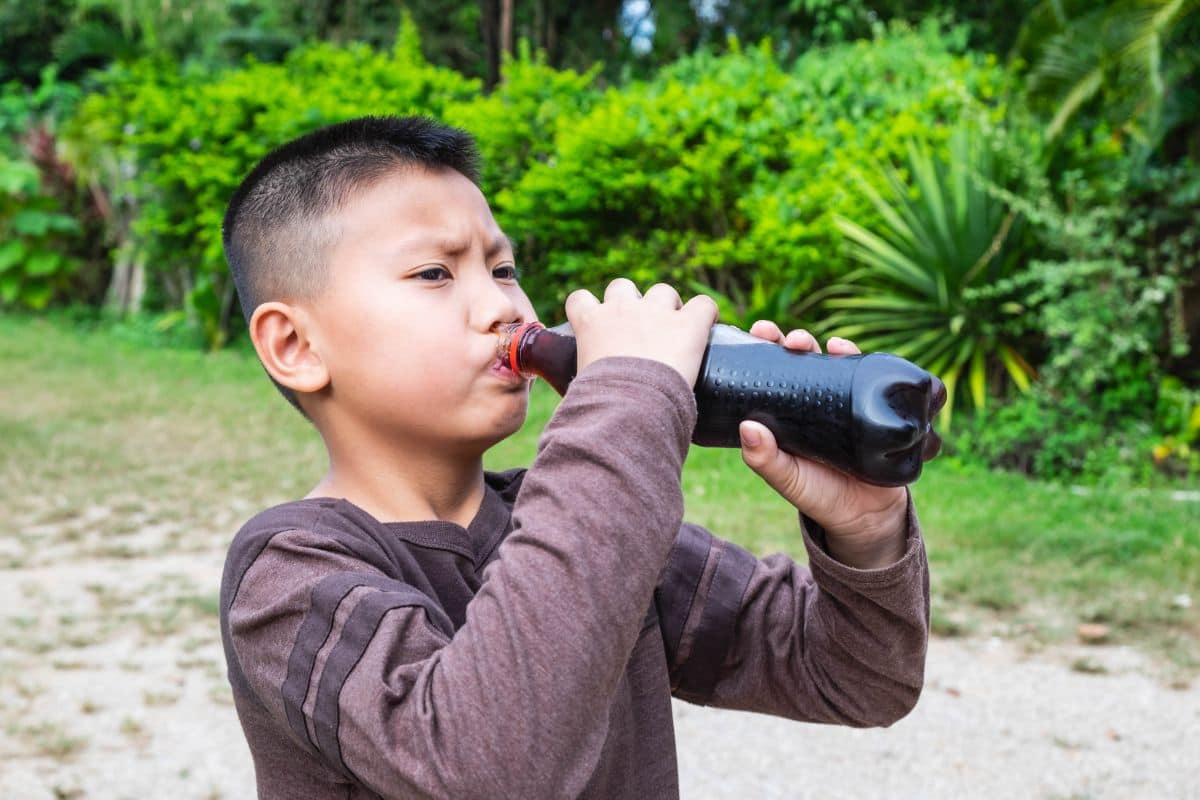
[222,115,482,420]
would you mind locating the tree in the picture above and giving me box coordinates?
[1015,0,1200,146]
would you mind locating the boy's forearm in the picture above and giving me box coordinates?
[428,356,698,793]
[684,496,929,728]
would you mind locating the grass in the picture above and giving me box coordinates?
[1,310,1198,672]
[15,721,88,761]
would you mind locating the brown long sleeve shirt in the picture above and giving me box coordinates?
[218,356,930,799]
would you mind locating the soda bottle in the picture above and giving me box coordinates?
[496,321,947,487]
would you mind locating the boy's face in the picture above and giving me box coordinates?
[302,166,538,456]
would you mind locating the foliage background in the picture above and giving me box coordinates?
[1,0,1198,485]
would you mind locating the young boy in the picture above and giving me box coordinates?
[218,115,929,800]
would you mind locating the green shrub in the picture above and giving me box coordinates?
[957,259,1168,482]
[950,152,1198,482]
[0,68,93,310]
[1152,376,1200,476]
[63,22,479,347]
[0,154,82,309]
[58,19,1013,341]
[498,21,1014,326]
[820,123,1039,425]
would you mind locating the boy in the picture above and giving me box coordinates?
[218,115,929,800]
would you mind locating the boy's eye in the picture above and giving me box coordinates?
[417,267,450,281]
[414,265,519,282]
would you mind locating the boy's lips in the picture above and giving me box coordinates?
[490,357,525,383]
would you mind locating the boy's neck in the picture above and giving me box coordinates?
[306,444,487,530]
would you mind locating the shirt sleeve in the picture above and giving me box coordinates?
[655,490,930,727]
[224,357,699,800]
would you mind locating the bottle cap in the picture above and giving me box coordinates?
[505,321,544,372]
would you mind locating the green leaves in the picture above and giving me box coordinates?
[500,24,1010,324]
[1017,0,1200,145]
[61,37,480,347]
[0,152,81,310]
[49,23,1015,349]
[687,272,802,331]
[821,125,1036,426]
[0,240,25,273]
[10,209,80,237]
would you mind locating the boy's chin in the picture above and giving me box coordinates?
[482,408,529,445]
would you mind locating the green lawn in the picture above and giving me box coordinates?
[2,311,1197,673]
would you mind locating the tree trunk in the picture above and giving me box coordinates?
[219,274,238,339]
[534,0,546,54]
[479,0,500,90]
[104,248,145,314]
[500,0,514,63]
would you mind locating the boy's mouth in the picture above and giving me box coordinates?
[491,356,523,381]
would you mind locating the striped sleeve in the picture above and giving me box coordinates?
[227,532,460,793]
[224,355,700,800]
[656,491,929,727]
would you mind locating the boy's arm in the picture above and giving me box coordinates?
[655,496,929,726]
[224,357,697,800]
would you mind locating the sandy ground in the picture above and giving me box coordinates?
[1,542,1197,799]
[676,636,1200,800]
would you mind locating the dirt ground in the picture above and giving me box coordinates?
[1,507,1197,799]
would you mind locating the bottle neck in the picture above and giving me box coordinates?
[495,321,546,376]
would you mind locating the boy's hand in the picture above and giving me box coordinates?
[566,278,720,389]
[739,321,910,570]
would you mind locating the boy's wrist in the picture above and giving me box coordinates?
[821,492,911,570]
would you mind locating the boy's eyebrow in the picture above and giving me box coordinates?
[396,232,516,261]
[487,233,517,260]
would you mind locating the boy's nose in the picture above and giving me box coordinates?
[473,276,524,331]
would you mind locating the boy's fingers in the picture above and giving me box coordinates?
[750,320,785,342]
[604,278,642,303]
[750,322,822,352]
[784,329,820,353]
[684,293,720,325]
[739,420,805,499]
[643,282,683,309]
[826,336,861,355]
[565,288,600,319]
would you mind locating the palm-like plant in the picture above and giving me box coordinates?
[1015,0,1200,144]
[818,126,1036,427]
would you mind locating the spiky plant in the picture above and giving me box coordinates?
[819,126,1036,426]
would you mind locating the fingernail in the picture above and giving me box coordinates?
[741,426,761,448]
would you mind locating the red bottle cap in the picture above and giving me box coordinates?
[508,321,545,372]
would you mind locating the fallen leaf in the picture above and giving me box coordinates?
[1077,623,1110,644]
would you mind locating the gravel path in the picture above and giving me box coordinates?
[675,636,1200,799]
[2,615,1197,799]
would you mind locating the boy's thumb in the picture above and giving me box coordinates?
[739,421,778,467]
[739,421,803,500]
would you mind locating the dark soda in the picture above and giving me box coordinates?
[496,321,947,487]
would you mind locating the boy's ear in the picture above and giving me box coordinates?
[249,301,330,395]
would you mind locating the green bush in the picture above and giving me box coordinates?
[957,256,1168,483]
[949,151,1198,483]
[0,70,89,310]
[0,154,82,309]
[16,11,1190,486]
[64,22,478,347]
[58,19,1013,342]
[497,21,1014,326]
[821,123,1039,425]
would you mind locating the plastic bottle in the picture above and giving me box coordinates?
[496,321,947,486]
